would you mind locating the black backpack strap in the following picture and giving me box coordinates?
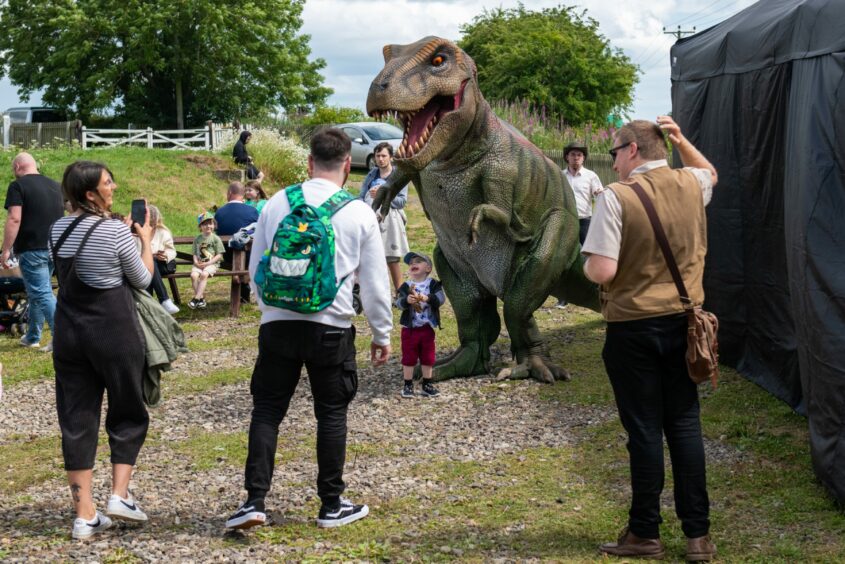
[50,214,89,263]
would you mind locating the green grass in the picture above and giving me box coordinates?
[0,435,63,495]
[0,147,235,236]
[164,366,253,395]
[1,147,843,561]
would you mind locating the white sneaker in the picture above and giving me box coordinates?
[41,339,53,353]
[106,493,148,522]
[72,511,113,540]
[161,299,180,315]
[19,336,39,348]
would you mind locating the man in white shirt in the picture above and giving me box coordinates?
[563,141,604,245]
[557,142,603,308]
[227,129,393,531]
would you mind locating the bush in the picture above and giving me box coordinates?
[219,129,309,190]
[300,106,367,127]
[491,99,616,152]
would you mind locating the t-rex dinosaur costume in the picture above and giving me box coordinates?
[367,36,599,383]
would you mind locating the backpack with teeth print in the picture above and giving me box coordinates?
[254,184,354,313]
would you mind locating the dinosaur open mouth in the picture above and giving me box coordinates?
[371,80,467,159]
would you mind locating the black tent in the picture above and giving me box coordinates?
[671,0,845,506]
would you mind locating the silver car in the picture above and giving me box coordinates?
[337,122,403,169]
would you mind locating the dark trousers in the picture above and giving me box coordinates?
[244,320,358,508]
[602,314,710,539]
[578,217,591,245]
[147,260,174,302]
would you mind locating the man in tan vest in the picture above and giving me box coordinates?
[582,116,719,561]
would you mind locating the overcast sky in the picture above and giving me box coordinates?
[0,0,756,121]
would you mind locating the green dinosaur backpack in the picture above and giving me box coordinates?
[255,184,354,313]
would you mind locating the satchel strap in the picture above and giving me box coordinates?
[624,181,693,309]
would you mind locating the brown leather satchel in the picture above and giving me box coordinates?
[626,182,720,388]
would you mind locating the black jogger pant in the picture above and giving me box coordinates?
[244,320,358,508]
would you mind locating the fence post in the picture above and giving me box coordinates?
[81,126,88,149]
[36,122,42,147]
[2,114,9,149]
[206,120,214,150]
[147,127,153,148]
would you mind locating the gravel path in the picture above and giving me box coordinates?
[0,316,743,562]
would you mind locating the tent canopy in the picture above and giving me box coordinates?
[671,0,845,506]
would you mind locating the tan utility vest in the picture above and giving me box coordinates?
[601,166,707,322]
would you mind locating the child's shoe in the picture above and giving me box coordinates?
[197,298,207,309]
[188,298,199,309]
[400,381,414,398]
[420,380,440,397]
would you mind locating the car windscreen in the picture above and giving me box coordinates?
[7,110,28,124]
[361,123,403,140]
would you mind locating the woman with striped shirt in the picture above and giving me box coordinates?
[50,161,154,540]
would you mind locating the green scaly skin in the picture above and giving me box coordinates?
[367,36,599,383]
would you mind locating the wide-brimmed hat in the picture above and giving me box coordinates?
[403,251,432,267]
[563,141,588,159]
[197,211,216,225]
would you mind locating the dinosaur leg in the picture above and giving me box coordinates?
[429,244,500,381]
[500,210,577,383]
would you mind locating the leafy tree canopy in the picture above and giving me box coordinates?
[459,4,639,126]
[0,0,332,127]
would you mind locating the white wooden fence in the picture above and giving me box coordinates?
[0,116,237,151]
[81,122,225,150]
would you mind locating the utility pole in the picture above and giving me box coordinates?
[663,25,696,40]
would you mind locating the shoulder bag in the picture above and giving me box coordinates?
[626,181,720,388]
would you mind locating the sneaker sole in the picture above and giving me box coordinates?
[400,392,414,398]
[316,505,369,528]
[72,521,113,540]
[72,527,111,540]
[106,507,148,522]
[226,512,266,530]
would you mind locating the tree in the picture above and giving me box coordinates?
[0,0,332,128]
[459,5,638,126]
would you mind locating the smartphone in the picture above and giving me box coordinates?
[130,199,147,226]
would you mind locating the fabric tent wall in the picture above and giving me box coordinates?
[671,0,845,506]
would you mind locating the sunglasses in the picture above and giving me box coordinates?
[609,142,632,161]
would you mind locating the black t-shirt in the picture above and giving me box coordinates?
[3,174,64,253]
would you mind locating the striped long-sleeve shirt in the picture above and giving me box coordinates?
[50,215,152,290]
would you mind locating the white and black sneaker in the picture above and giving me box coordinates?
[226,499,266,530]
[400,381,415,398]
[72,511,113,540]
[316,499,369,528]
[106,493,148,522]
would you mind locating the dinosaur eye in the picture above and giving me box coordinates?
[431,54,445,67]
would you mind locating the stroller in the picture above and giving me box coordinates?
[0,275,29,337]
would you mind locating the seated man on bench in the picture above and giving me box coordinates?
[215,182,258,303]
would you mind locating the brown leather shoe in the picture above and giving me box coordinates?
[599,527,666,559]
[686,535,717,561]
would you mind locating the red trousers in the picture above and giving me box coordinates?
[401,325,436,366]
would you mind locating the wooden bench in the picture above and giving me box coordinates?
[164,235,250,317]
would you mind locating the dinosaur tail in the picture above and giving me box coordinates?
[555,253,601,312]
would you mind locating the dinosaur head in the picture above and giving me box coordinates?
[367,36,481,169]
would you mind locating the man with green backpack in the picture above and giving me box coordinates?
[226,129,393,531]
